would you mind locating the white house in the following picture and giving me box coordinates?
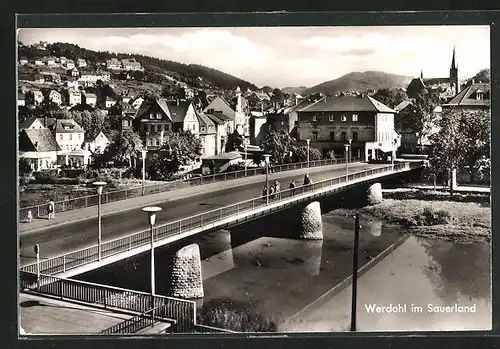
[18,128,60,171]
[48,90,63,106]
[67,90,82,106]
[48,119,86,168]
[105,97,117,109]
[34,58,44,66]
[83,131,110,165]
[19,57,28,65]
[131,96,144,109]
[70,68,79,77]
[82,93,97,107]
[32,90,44,105]
[17,92,25,107]
[65,59,75,69]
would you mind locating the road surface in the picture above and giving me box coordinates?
[20,162,387,266]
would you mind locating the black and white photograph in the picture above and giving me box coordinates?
[17,24,491,335]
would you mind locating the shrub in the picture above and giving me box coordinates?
[33,170,59,184]
[198,298,277,332]
[417,206,452,226]
[323,150,337,160]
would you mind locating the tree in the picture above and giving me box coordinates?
[427,108,490,192]
[161,84,185,100]
[271,88,284,105]
[147,131,202,180]
[470,68,490,84]
[259,127,296,165]
[71,110,108,139]
[291,146,322,163]
[410,90,439,153]
[225,131,245,152]
[98,129,143,168]
[372,88,408,108]
[33,99,69,119]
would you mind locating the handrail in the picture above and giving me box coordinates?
[100,304,176,334]
[20,271,196,333]
[19,158,360,220]
[20,161,420,277]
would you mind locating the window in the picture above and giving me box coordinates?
[329,132,335,141]
[312,131,318,141]
[156,112,162,119]
[192,124,196,131]
[341,115,347,122]
[352,114,358,122]
[352,132,358,142]
[69,134,72,140]
[149,112,154,119]
[59,134,63,140]
[312,115,317,122]
[155,139,160,146]
[341,132,347,142]
[78,134,81,140]
[329,115,334,122]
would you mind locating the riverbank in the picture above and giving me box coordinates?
[338,190,490,243]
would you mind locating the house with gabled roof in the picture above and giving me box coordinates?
[19,116,46,131]
[105,96,117,109]
[83,131,110,165]
[297,94,400,161]
[77,58,87,68]
[442,81,491,111]
[47,119,86,168]
[19,128,61,171]
[131,96,144,109]
[31,89,44,105]
[47,90,63,106]
[204,111,234,154]
[196,110,217,158]
[132,99,199,151]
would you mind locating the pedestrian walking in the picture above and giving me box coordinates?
[47,200,55,220]
[273,180,281,199]
[289,180,296,197]
[269,185,275,201]
[27,209,32,223]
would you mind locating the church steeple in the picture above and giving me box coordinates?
[451,46,457,69]
[420,69,423,79]
[449,46,459,94]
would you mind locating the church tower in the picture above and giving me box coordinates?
[450,47,459,94]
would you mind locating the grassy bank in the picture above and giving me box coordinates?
[339,190,491,243]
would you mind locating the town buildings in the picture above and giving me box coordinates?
[442,81,491,111]
[297,94,399,161]
[19,129,60,171]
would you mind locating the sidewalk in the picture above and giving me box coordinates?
[19,293,132,334]
[19,162,356,235]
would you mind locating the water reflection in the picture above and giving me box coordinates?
[280,236,491,332]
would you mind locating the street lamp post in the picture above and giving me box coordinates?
[350,213,360,332]
[93,181,106,261]
[142,206,162,298]
[264,154,271,205]
[244,141,248,177]
[344,138,351,182]
[141,150,147,196]
[348,138,352,167]
[306,139,310,167]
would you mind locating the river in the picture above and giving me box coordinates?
[73,207,491,333]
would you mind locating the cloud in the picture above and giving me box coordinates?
[302,33,436,56]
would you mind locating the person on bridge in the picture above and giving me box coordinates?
[263,186,268,200]
[273,180,281,195]
[47,200,55,220]
[26,209,32,223]
[289,180,296,196]
[304,173,312,186]
[269,185,275,200]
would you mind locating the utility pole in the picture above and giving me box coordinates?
[350,213,360,332]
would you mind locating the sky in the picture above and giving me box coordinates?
[18,26,490,88]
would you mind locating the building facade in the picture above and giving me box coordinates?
[297,94,399,161]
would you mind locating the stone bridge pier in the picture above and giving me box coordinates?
[167,243,204,299]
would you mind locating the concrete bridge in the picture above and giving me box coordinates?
[20,160,424,283]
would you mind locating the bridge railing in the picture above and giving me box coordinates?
[20,162,417,277]
[100,304,176,334]
[19,157,360,221]
[20,271,196,333]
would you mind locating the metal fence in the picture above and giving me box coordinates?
[20,162,417,278]
[100,304,175,334]
[20,271,196,333]
[19,158,359,221]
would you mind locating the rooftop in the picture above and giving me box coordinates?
[19,128,61,152]
[300,95,395,113]
[444,82,491,107]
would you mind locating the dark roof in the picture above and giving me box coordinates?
[167,100,191,123]
[19,116,40,130]
[394,100,413,113]
[51,119,85,133]
[300,95,395,113]
[423,77,450,86]
[203,151,242,161]
[444,83,491,107]
[196,111,217,134]
[19,129,61,152]
[204,113,225,125]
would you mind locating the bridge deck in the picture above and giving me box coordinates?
[20,162,423,278]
